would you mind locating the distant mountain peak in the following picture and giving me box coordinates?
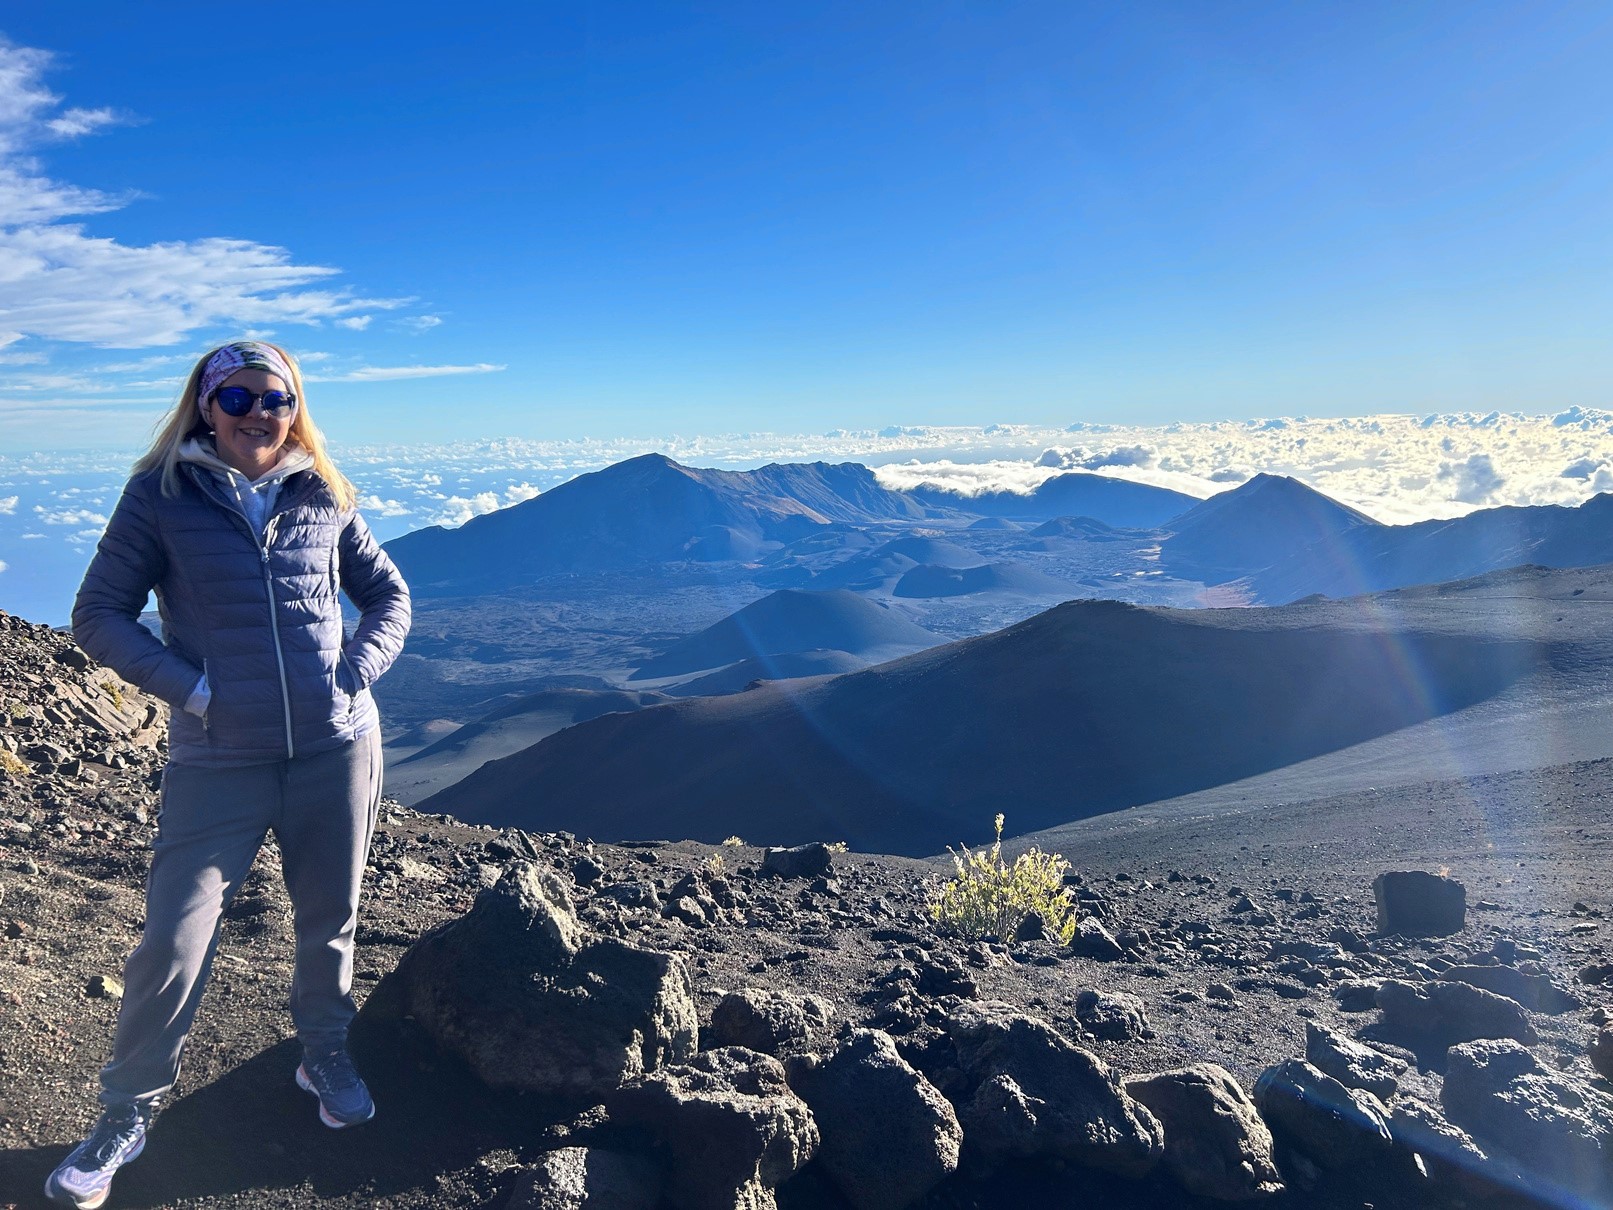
[1161,474,1380,582]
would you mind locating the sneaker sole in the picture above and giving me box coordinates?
[44,1135,145,1209]
[295,1064,375,1129]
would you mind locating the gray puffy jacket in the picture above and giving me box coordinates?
[73,462,411,767]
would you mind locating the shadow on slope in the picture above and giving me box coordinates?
[4,1037,531,1208]
[664,649,868,697]
[385,688,671,806]
[892,561,1075,599]
[424,596,1542,856]
[630,588,940,680]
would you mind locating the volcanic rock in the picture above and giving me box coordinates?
[608,1047,818,1210]
[1441,1038,1613,1201]
[1372,978,1537,1050]
[1068,916,1125,961]
[1592,1025,1613,1082]
[1332,979,1382,1012]
[1074,988,1153,1041]
[1124,1063,1284,1201]
[1386,1095,1522,1200]
[507,1147,662,1210]
[1438,963,1579,1013]
[352,862,697,1097]
[761,843,834,880]
[707,989,819,1055]
[1303,1022,1406,1099]
[791,1029,961,1210]
[1372,871,1466,937]
[1253,1059,1395,1173]
[941,1000,1163,1176]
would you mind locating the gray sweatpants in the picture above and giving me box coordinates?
[99,729,383,1105]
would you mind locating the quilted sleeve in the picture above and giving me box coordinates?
[337,510,412,689]
[71,480,204,708]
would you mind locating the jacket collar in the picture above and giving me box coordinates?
[177,440,325,518]
[178,436,315,486]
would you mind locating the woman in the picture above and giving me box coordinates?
[48,341,410,1209]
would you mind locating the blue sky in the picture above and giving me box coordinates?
[1,2,1611,452]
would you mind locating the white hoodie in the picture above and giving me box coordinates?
[177,437,317,542]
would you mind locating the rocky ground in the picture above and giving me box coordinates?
[1,605,1611,1209]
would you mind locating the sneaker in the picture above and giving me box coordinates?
[295,1046,375,1128]
[44,1101,153,1209]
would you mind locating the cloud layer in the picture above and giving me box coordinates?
[5,408,1612,626]
[326,408,1613,529]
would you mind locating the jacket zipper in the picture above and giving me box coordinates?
[188,465,304,760]
[260,515,296,758]
[201,659,212,736]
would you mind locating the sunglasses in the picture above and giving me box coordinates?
[212,386,298,418]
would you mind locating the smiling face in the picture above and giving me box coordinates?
[208,367,294,478]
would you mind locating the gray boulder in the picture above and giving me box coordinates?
[1372,870,1465,936]
[1439,964,1578,1013]
[353,863,697,1097]
[507,1147,662,1210]
[1442,1038,1613,1202]
[708,989,821,1055]
[792,1029,961,1210]
[1074,988,1153,1041]
[1592,1025,1613,1082]
[609,1047,818,1210]
[1253,1059,1395,1170]
[1332,979,1382,1013]
[942,1000,1163,1176]
[1374,978,1537,1048]
[1125,1063,1284,1201]
[761,843,833,880]
[1388,1096,1526,1201]
[1304,1023,1407,1100]
[1068,917,1125,960]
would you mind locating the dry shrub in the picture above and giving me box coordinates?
[928,813,1077,944]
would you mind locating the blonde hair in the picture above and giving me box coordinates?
[133,341,357,511]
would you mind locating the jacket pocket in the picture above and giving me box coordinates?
[337,651,362,697]
[334,653,360,725]
[198,660,213,736]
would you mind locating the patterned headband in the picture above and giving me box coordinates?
[196,342,298,426]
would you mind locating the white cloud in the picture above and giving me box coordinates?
[45,105,130,139]
[1037,444,1157,472]
[0,494,16,512]
[429,491,502,527]
[356,493,412,517]
[875,458,1061,497]
[1437,453,1505,505]
[96,353,188,373]
[307,363,505,383]
[1,371,113,392]
[9,410,1613,539]
[335,315,372,331]
[505,482,541,505]
[400,315,443,331]
[33,505,106,525]
[0,559,7,572]
[0,37,407,348]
